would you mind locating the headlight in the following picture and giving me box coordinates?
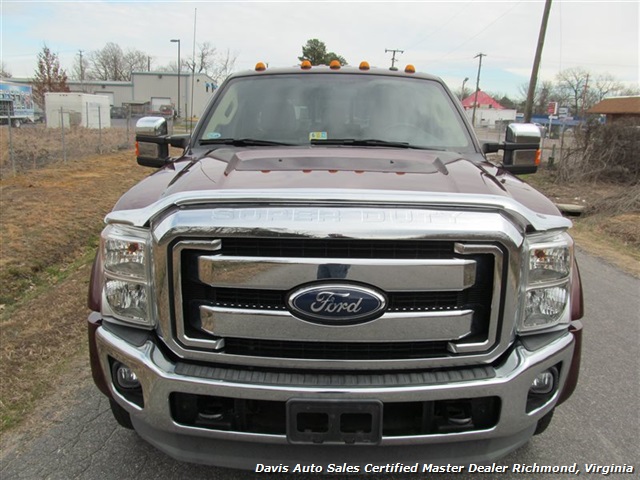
[528,244,571,282]
[101,224,154,327]
[520,232,573,333]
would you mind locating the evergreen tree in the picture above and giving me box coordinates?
[298,39,347,66]
[32,45,69,107]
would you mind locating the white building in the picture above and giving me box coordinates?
[10,71,217,119]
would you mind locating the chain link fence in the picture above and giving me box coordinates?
[1,109,136,178]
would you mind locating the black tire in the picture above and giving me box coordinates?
[109,398,134,429]
[534,409,554,436]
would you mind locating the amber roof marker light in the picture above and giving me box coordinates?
[404,64,416,74]
[255,62,267,71]
[359,61,370,71]
[300,60,312,70]
[329,60,341,70]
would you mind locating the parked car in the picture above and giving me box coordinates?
[110,106,127,119]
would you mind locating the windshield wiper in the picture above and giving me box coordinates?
[200,138,296,147]
[309,138,443,150]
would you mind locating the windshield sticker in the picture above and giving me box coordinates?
[204,132,222,139]
[309,131,328,141]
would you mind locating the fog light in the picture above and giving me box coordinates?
[530,369,555,395]
[114,362,140,390]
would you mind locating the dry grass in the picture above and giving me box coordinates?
[527,167,640,248]
[525,166,640,276]
[1,124,133,177]
[0,150,147,307]
[0,149,149,430]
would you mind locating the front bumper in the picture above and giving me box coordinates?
[90,314,580,469]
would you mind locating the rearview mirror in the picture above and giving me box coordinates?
[135,117,190,168]
[503,123,541,174]
[482,123,541,175]
[136,117,170,168]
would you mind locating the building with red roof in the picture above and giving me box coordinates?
[461,90,505,110]
[461,90,515,128]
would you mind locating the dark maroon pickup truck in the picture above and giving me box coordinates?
[87,63,583,470]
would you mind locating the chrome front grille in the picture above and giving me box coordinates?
[174,238,500,360]
[151,205,520,370]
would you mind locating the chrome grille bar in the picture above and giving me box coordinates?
[197,256,477,291]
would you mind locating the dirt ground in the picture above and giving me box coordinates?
[0,146,638,433]
[0,150,148,430]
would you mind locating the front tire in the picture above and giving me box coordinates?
[109,398,134,429]
[533,409,554,436]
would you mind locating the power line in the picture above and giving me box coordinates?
[403,1,472,50]
[436,1,523,62]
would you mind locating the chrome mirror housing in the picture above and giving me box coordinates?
[136,117,170,168]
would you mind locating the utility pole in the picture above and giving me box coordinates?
[170,39,181,118]
[471,53,486,128]
[385,48,404,70]
[78,50,85,91]
[524,0,552,123]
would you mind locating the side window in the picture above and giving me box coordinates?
[202,85,238,139]
[412,84,470,148]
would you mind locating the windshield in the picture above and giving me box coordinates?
[199,73,474,152]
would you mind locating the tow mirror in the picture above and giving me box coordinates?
[136,117,170,168]
[503,123,541,174]
[482,123,541,175]
[135,117,191,168]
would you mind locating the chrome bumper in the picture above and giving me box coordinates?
[95,322,576,467]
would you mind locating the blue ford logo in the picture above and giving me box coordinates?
[287,283,387,325]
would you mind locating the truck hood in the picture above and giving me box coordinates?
[111,146,566,230]
[162,147,506,197]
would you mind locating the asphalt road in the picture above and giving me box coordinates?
[2,249,638,480]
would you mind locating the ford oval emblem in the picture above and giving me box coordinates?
[287,283,387,326]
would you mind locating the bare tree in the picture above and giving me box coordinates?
[518,80,556,115]
[124,50,150,75]
[89,42,124,80]
[32,45,70,107]
[619,85,640,96]
[179,42,236,85]
[556,67,591,115]
[210,48,236,85]
[593,73,625,102]
[88,43,150,81]
[194,41,215,74]
[1,62,11,78]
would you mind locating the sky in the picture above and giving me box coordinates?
[1,0,639,99]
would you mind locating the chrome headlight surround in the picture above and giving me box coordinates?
[519,231,573,334]
[100,224,155,328]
